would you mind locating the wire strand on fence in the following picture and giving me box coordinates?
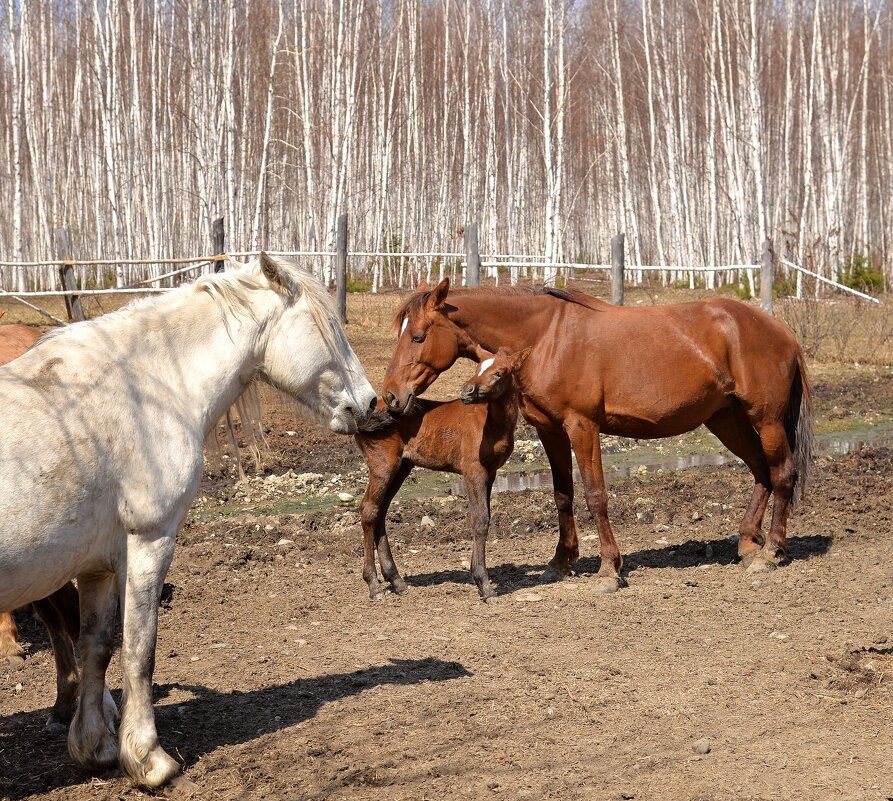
[780,259,880,304]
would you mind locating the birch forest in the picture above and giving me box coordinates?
[1,0,891,290]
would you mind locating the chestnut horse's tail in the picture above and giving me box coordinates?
[785,349,814,506]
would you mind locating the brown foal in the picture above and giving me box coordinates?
[355,347,528,600]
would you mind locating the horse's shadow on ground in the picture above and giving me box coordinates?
[0,656,471,799]
[404,533,832,596]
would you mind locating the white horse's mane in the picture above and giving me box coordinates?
[40,255,349,361]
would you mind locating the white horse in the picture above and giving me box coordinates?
[0,253,376,787]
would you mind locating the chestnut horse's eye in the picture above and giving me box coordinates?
[412,333,426,344]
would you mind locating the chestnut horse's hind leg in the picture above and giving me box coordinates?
[463,466,496,600]
[704,407,772,564]
[748,421,797,573]
[32,583,82,734]
[536,428,581,582]
[563,417,623,594]
[0,611,24,669]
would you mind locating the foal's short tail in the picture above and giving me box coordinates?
[785,349,815,506]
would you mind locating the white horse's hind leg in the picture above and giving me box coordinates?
[68,573,119,770]
[118,532,180,788]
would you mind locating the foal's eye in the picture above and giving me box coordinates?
[411,333,426,343]
[493,371,504,378]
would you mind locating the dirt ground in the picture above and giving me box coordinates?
[2,294,893,801]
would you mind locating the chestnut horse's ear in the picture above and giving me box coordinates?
[416,279,429,292]
[426,277,450,311]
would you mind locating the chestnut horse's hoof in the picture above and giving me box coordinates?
[738,550,761,569]
[592,576,622,595]
[2,653,25,671]
[539,565,572,584]
[745,557,778,575]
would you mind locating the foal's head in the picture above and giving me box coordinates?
[458,347,530,405]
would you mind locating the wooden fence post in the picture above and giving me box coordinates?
[335,213,348,324]
[611,232,625,306]
[212,217,226,273]
[465,222,481,287]
[54,228,85,322]
[760,239,774,315]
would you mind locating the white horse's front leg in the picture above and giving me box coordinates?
[117,530,180,788]
[68,572,119,769]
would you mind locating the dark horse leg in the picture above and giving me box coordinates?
[563,416,623,594]
[463,466,496,600]
[537,427,581,582]
[704,406,772,565]
[360,458,412,599]
[32,582,81,734]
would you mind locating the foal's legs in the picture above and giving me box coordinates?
[704,407,772,564]
[563,417,623,594]
[537,427,581,581]
[463,466,496,600]
[372,461,413,595]
[361,456,411,599]
[68,572,119,771]
[117,531,180,788]
[33,582,83,734]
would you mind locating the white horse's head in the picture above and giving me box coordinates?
[243,253,375,433]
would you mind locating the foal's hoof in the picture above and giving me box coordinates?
[478,584,498,602]
[390,577,408,595]
[592,576,622,595]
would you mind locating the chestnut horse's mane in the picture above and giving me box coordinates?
[391,284,606,330]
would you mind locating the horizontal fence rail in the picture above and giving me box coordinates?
[0,224,883,324]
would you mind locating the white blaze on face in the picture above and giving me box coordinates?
[477,357,495,376]
[400,318,409,336]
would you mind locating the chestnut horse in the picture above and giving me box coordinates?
[0,325,89,732]
[356,347,528,600]
[381,281,813,593]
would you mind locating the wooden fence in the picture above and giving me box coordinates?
[0,218,879,326]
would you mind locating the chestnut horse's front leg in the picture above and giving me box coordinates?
[536,427,580,581]
[563,416,624,594]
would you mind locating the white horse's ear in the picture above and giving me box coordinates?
[259,251,280,284]
[259,251,296,296]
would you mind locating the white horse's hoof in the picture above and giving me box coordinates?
[69,723,118,770]
[122,745,181,788]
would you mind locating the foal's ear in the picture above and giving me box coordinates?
[513,347,533,370]
[427,277,450,311]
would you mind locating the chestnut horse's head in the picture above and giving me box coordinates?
[382,278,481,414]
[458,346,530,405]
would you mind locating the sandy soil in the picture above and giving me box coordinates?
[2,307,893,801]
